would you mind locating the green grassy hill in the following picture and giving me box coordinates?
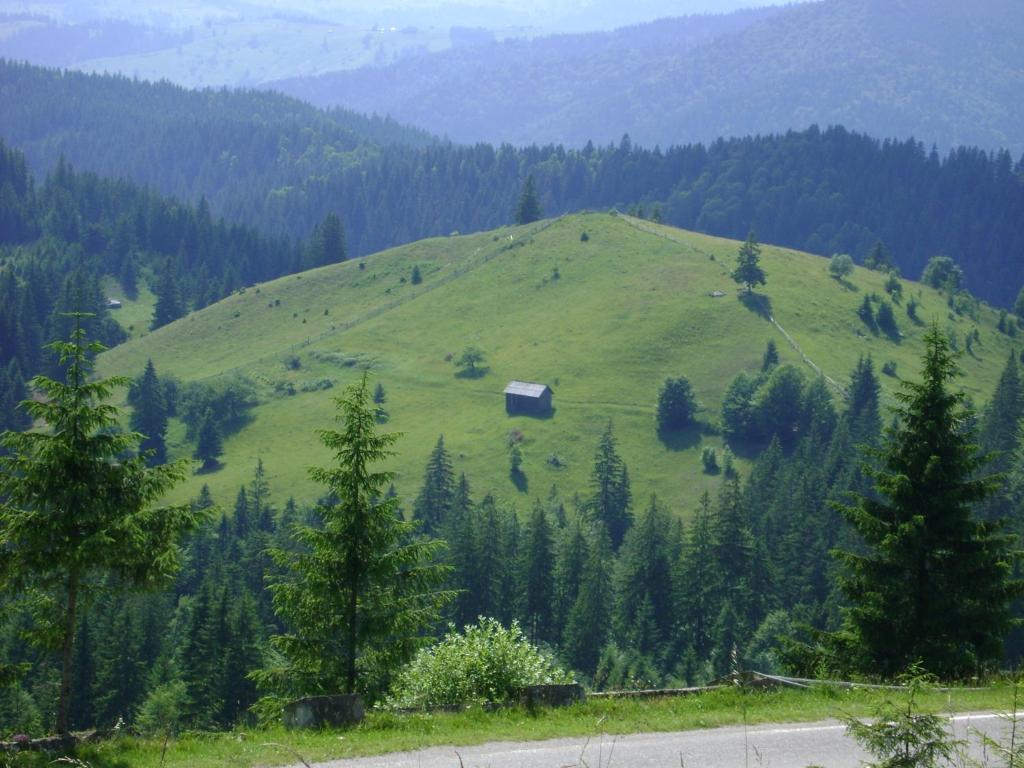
[99,213,1019,513]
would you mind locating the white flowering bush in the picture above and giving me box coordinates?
[387,617,573,709]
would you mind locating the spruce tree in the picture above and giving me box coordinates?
[731,230,766,293]
[674,492,720,662]
[587,422,633,549]
[864,241,892,271]
[563,523,613,674]
[613,496,674,657]
[761,339,779,372]
[260,376,454,698]
[553,520,589,644]
[832,326,1023,678]
[656,376,698,431]
[308,212,347,268]
[1015,286,1024,322]
[515,175,543,225]
[0,318,197,734]
[151,259,185,330]
[847,355,882,444]
[412,435,455,535]
[129,359,168,465]
[521,502,555,644]
[194,410,223,471]
[444,474,481,627]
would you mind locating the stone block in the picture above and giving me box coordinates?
[516,683,585,709]
[283,694,364,729]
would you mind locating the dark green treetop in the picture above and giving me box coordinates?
[731,230,766,293]
[0,317,198,734]
[831,326,1023,678]
[656,376,698,431]
[587,422,633,550]
[412,435,455,535]
[259,375,454,700]
[515,175,543,225]
[151,258,185,330]
[129,359,168,466]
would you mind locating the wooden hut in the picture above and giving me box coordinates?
[504,381,553,415]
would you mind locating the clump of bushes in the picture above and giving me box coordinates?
[386,618,573,710]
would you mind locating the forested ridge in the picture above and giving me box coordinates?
[2,59,1022,306]
[0,140,304,433]
[269,0,1024,155]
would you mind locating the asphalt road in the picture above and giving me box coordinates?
[301,712,1011,768]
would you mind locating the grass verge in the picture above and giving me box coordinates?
[8,683,1014,768]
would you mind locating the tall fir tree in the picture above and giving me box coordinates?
[847,355,882,445]
[552,519,589,645]
[832,326,1023,678]
[521,501,555,644]
[587,422,633,549]
[674,491,720,663]
[731,230,766,293]
[563,522,613,675]
[0,318,198,733]
[260,376,454,699]
[977,354,1023,522]
[412,435,456,535]
[515,175,543,225]
[613,496,674,657]
[194,410,223,471]
[129,359,168,465]
[151,258,185,330]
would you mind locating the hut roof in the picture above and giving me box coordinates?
[504,381,551,398]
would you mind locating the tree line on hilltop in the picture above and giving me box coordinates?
[2,60,1023,306]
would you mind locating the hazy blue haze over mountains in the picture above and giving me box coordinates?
[1,58,1021,306]
[268,0,1024,155]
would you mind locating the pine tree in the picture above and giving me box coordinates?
[515,175,543,225]
[674,492,720,662]
[151,259,185,330]
[194,410,223,471]
[847,355,882,444]
[858,294,877,333]
[613,496,674,657]
[864,241,892,271]
[656,376,698,431]
[713,477,760,629]
[521,502,555,644]
[0,317,198,734]
[260,375,454,698]
[832,326,1023,678]
[412,435,455,535]
[587,422,633,549]
[219,590,263,726]
[1015,287,1024,322]
[308,212,347,268]
[761,339,779,372]
[444,474,481,627]
[129,359,168,465]
[563,523,613,674]
[977,354,1022,522]
[731,230,766,293]
[553,520,589,644]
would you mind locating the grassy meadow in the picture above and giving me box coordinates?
[99,212,1020,515]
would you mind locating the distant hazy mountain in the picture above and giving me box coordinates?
[268,0,1024,154]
